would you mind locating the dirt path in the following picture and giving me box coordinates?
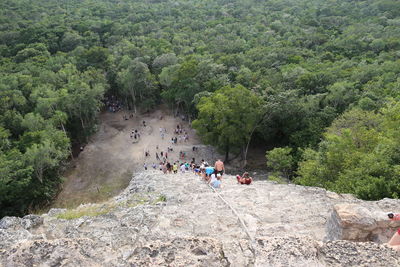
[54,107,202,208]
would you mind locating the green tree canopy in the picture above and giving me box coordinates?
[192,84,262,161]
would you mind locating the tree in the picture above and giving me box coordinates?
[118,59,156,113]
[152,53,178,74]
[266,147,294,178]
[296,105,400,200]
[192,84,262,162]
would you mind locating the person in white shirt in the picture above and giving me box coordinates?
[180,163,186,173]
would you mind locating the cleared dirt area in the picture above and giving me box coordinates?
[54,107,202,208]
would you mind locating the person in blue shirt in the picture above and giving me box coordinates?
[205,166,215,182]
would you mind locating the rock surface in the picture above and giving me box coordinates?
[326,202,400,243]
[1,170,400,266]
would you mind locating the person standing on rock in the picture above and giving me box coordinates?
[214,159,225,176]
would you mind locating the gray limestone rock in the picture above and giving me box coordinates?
[2,170,400,266]
[21,214,44,229]
[325,203,400,243]
[0,216,22,229]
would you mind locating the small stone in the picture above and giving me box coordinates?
[191,247,207,256]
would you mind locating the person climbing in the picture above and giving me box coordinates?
[236,172,253,185]
[210,174,222,189]
[166,161,171,173]
[143,120,146,127]
[387,213,400,251]
[209,172,217,185]
[173,162,178,174]
[184,161,190,171]
[143,163,147,170]
[180,163,186,173]
[152,163,157,169]
[205,166,215,182]
[214,159,225,176]
[156,152,160,161]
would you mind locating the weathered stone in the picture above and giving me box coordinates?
[21,215,43,229]
[0,216,22,229]
[2,170,400,266]
[326,203,400,243]
[46,208,67,217]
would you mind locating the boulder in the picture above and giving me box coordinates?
[325,203,400,243]
[46,208,67,217]
[21,215,43,229]
[0,216,22,230]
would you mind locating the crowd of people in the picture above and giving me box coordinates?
[105,95,123,113]
[145,158,253,189]
[122,111,252,190]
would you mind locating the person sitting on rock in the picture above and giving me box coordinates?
[210,174,222,189]
[387,213,400,251]
[236,172,253,185]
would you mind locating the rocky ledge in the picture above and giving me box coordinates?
[1,171,399,266]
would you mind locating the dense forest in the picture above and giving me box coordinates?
[1,0,400,217]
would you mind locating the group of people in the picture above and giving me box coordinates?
[130,129,141,140]
[105,95,122,113]
[123,113,134,120]
[170,125,189,144]
[159,160,191,175]
[146,158,253,189]
[192,159,253,188]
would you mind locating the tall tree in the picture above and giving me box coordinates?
[192,84,262,162]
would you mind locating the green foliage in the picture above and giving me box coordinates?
[192,84,261,161]
[268,173,288,184]
[266,147,294,178]
[1,0,400,216]
[56,203,116,220]
[296,104,400,200]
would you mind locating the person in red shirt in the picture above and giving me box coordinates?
[236,172,252,185]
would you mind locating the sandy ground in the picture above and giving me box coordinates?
[54,107,202,208]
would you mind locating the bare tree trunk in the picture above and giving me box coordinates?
[224,143,230,163]
[242,111,271,168]
[80,116,88,142]
[243,125,258,168]
[131,92,137,114]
